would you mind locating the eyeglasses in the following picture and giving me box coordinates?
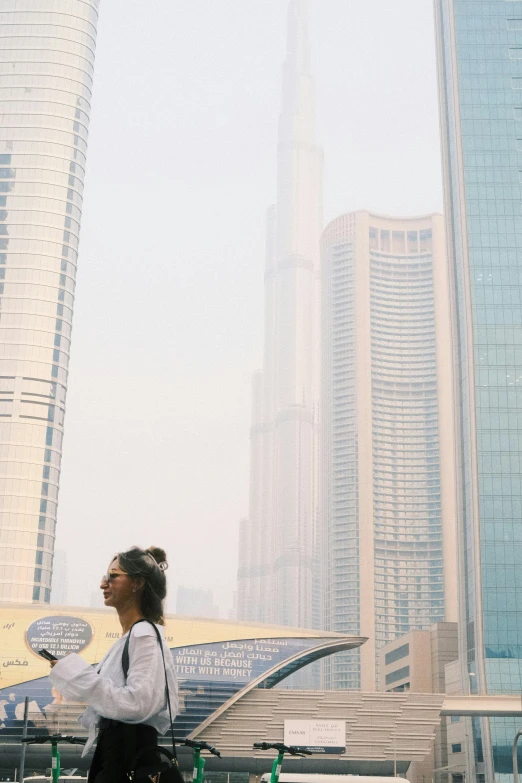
[102,571,127,583]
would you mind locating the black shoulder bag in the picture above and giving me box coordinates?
[122,619,184,783]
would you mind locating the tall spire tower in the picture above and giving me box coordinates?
[238,0,323,628]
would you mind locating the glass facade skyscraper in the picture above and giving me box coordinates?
[0,0,100,603]
[435,1,522,780]
[321,212,458,690]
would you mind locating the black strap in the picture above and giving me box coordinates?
[122,619,177,761]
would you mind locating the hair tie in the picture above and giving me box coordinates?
[147,552,168,572]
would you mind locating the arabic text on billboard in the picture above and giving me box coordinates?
[173,638,312,682]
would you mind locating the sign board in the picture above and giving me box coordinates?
[26,615,93,659]
[172,637,316,683]
[284,720,346,755]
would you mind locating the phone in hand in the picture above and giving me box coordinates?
[38,649,58,662]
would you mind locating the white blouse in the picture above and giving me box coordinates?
[49,621,179,754]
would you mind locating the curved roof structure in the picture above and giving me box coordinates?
[0,603,366,768]
[190,636,365,738]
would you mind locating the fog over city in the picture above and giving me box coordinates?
[56,0,443,616]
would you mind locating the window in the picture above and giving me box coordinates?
[381,230,390,252]
[0,155,11,165]
[385,643,410,665]
[388,682,410,692]
[385,665,410,685]
[392,231,405,253]
[407,231,418,253]
[451,716,461,723]
[369,227,378,249]
[452,744,462,754]
[419,229,432,252]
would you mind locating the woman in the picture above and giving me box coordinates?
[49,546,179,783]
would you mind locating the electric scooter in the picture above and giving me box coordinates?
[253,742,312,783]
[174,737,221,783]
[21,734,87,783]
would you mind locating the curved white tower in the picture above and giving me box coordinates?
[321,211,458,689]
[0,0,100,603]
[238,0,323,628]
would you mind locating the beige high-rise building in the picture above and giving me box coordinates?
[378,623,459,783]
[321,211,458,690]
[0,0,100,603]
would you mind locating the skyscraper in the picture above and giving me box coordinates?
[435,1,522,779]
[50,548,68,605]
[321,212,458,690]
[176,586,219,619]
[237,0,323,627]
[0,0,100,603]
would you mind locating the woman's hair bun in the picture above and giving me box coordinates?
[147,546,168,567]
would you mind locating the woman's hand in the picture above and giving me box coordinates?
[50,652,73,668]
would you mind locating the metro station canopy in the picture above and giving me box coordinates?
[0,603,366,738]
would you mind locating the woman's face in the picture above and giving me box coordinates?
[100,557,138,609]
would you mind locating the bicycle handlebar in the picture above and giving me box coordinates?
[253,742,312,756]
[22,735,87,745]
[174,738,221,757]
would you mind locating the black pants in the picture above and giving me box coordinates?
[88,719,159,783]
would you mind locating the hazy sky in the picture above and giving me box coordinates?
[56,0,443,616]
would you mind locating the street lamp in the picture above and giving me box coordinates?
[512,729,522,783]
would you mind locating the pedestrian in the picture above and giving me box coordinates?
[47,546,179,783]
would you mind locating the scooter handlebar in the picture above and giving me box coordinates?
[22,735,87,745]
[174,738,221,757]
[253,742,312,756]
